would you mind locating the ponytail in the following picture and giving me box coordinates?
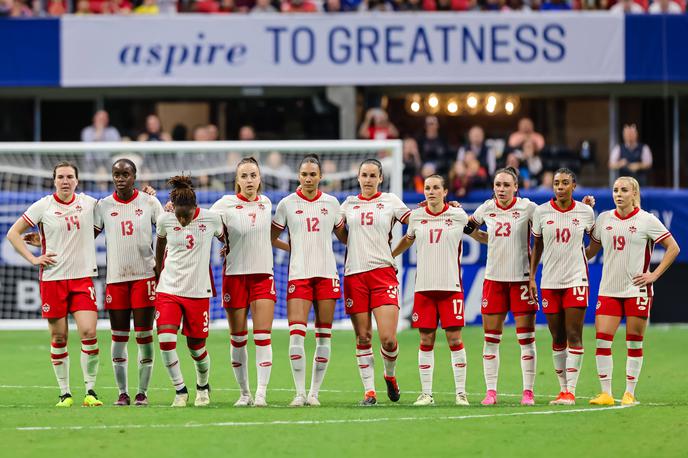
[168,175,196,207]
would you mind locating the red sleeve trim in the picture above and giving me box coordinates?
[21,214,35,227]
[469,216,481,226]
[531,230,542,238]
[654,232,671,244]
[157,234,166,239]
[398,210,411,224]
[590,233,601,243]
[271,221,285,230]
[405,234,415,241]
[335,218,345,228]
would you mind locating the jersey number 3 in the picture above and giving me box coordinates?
[185,234,195,250]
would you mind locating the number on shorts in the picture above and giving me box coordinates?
[429,228,443,244]
[332,278,340,288]
[306,217,320,232]
[555,227,571,243]
[495,222,511,237]
[452,298,464,317]
[574,286,586,297]
[360,212,374,226]
[146,280,156,297]
[120,220,134,236]
[88,286,96,301]
[202,311,209,332]
[613,235,626,251]
[520,285,529,301]
[636,297,649,307]
[185,234,195,250]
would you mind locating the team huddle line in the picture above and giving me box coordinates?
[6,155,679,409]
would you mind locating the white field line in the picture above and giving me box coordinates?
[11,405,631,431]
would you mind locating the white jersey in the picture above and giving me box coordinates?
[22,193,98,281]
[531,199,595,289]
[156,208,222,298]
[470,197,537,282]
[339,192,410,276]
[406,205,469,292]
[272,189,341,281]
[210,194,273,276]
[94,190,164,284]
[591,208,671,298]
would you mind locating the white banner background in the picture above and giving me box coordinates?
[61,13,624,87]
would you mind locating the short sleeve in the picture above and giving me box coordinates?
[150,197,163,225]
[94,200,104,231]
[405,215,417,240]
[337,199,349,228]
[585,206,595,232]
[646,213,671,244]
[156,214,167,238]
[213,213,223,238]
[531,207,543,237]
[526,200,537,220]
[456,208,469,227]
[590,214,603,243]
[22,198,47,228]
[471,201,487,226]
[272,198,287,230]
[392,194,411,223]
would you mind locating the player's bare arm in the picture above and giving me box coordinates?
[586,239,602,260]
[270,224,290,252]
[7,218,56,267]
[334,223,347,244]
[391,235,414,258]
[528,236,544,301]
[154,235,167,280]
[632,236,680,286]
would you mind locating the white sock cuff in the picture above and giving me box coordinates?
[288,321,307,336]
[158,332,177,344]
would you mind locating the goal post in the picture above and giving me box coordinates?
[0,140,407,330]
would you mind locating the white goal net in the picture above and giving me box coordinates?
[0,140,404,329]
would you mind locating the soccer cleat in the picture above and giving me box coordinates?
[413,393,435,406]
[289,394,307,407]
[549,391,569,405]
[55,393,73,408]
[195,385,210,407]
[520,390,535,406]
[82,390,103,407]
[254,394,268,407]
[114,393,131,406]
[384,375,401,402]
[171,389,189,407]
[559,392,576,405]
[621,392,638,406]
[234,394,254,407]
[455,393,470,406]
[306,394,321,407]
[134,393,149,406]
[589,392,615,406]
[360,390,377,406]
[480,390,497,406]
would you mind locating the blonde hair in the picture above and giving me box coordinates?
[616,176,641,209]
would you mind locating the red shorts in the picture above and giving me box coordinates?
[596,296,653,319]
[541,286,588,314]
[39,277,97,319]
[481,280,538,316]
[288,277,341,302]
[105,277,157,310]
[412,291,465,329]
[344,267,399,315]
[155,292,210,338]
[223,274,276,309]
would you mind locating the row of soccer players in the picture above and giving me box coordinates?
[7,156,679,408]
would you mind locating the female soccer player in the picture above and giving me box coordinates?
[464,167,540,406]
[94,159,163,406]
[6,161,102,407]
[335,158,411,405]
[155,176,223,407]
[530,168,595,406]
[210,157,288,407]
[392,175,470,406]
[587,177,679,406]
[271,154,343,407]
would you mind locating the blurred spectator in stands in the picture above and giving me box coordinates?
[138,114,171,141]
[394,0,423,10]
[481,0,502,10]
[219,0,238,11]
[511,139,543,187]
[457,125,496,178]
[47,0,66,15]
[194,0,222,11]
[251,0,277,11]
[502,0,531,9]
[540,0,571,8]
[281,0,318,11]
[100,0,133,13]
[171,123,188,141]
[358,108,399,140]
[134,0,159,13]
[362,0,394,10]
[192,125,210,141]
[538,170,554,190]
[415,162,437,193]
[206,124,219,140]
[75,0,91,13]
[238,125,256,140]
[402,137,422,191]
[505,152,532,189]
[324,0,342,10]
[609,0,644,11]
[263,151,291,191]
[81,110,121,142]
[508,117,545,152]
[320,159,341,193]
[197,174,225,192]
[609,123,652,186]
[648,0,682,12]
[423,0,470,10]
[450,151,488,198]
[10,0,33,15]
[417,115,451,177]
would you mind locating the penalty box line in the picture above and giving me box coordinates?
[13,406,630,431]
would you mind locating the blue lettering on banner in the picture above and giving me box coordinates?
[118,32,247,76]
[515,25,538,63]
[385,26,404,64]
[267,26,288,64]
[329,26,351,64]
[357,26,379,64]
[491,24,510,63]
[462,27,484,62]
[410,27,432,64]
[292,27,315,65]
[543,24,566,62]
[434,25,456,63]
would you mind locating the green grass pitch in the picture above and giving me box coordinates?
[1,325,686,457]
